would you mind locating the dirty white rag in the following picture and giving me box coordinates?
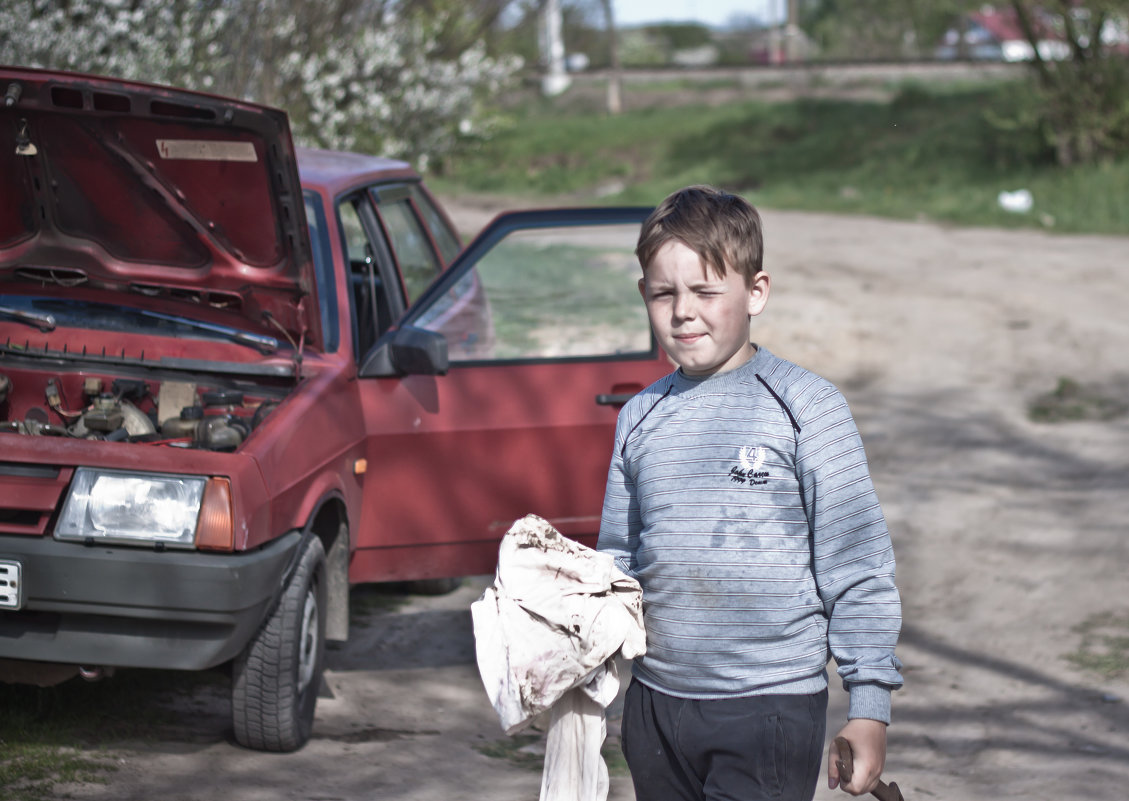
[471,514,646,801]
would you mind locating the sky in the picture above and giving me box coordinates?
[614,0,781,28]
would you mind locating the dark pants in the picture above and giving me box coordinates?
[621,679,827,801]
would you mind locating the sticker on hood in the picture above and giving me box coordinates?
[157,139,258,162]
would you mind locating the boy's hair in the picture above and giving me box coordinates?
[636,185,764,285]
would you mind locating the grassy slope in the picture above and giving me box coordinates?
[434,81,1129,236]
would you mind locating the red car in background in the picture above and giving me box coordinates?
[0,66,667,750]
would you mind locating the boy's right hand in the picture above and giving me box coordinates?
[828,718,887,795]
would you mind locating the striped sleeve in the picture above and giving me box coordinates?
[598,430,639,578]
[597,381,668,578]
[795,381,904,720]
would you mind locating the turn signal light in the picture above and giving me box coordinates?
[195,477,235,552]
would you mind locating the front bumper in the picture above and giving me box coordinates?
[0,531,301,671]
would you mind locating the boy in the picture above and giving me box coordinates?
[597,186,903,801]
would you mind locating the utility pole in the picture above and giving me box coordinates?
[600,0,622,114]
[541,0,571,96]
[784,0,802,63]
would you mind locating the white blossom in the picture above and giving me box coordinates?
[0,1,522,169]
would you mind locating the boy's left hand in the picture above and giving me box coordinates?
[828,718,887,795]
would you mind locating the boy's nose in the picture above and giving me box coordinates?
[672,292,696,320]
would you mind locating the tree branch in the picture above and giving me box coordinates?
[1056,0,1089,63]
[1011,0,1053,87]
[1090,10,1109,59]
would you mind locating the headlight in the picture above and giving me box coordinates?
[56,468,207,549]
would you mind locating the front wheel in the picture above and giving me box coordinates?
[232,535,327,752]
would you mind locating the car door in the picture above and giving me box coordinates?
[348,207,670,582]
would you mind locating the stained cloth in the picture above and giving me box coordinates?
[472,514,646,801]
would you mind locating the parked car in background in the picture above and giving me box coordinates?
[0,65,668,751]
[935,5,1070,61]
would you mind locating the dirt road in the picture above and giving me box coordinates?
[52,202,1129,801]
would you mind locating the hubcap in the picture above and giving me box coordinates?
[296,587,318,692]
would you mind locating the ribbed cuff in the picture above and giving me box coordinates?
[847,683,892,723]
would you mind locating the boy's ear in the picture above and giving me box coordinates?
[638,276,647,299]
[747,271,771,317]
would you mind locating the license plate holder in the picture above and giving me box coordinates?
[0,560,23,610]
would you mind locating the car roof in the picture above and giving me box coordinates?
[297,146,420,195]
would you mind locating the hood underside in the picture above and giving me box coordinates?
[0,66,316,345]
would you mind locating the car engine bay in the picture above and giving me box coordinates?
[0,367,279,451]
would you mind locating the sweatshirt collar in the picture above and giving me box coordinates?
[670,344,773,395]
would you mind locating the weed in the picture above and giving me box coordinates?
[602,739,630,776]
[1028,377,1129,423]
[474,733,545,771]
[1065,612,1129,678]
[0,743,115,801]
[0,669,222,800]
[473,732,630,777]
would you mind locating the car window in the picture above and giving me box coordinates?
[375,196,442,304]
[408,185,461,264]
[338,198,396,357]
[413,222,651,363]
[338,201,369,267]
[304,191,339,352]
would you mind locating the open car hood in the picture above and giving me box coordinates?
[0,66,317,348]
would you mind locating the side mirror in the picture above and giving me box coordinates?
[359,325,449,377]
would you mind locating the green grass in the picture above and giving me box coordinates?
[435,81,1129,235]
[1065,612,1129,678]
[1028,377,1129,423]
[602,738,630,776]
[0,742,115,801]
[474,732,631,777]
[473,732,546,771]
[0,669,223,800]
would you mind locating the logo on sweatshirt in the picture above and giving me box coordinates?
[729,445,769,486]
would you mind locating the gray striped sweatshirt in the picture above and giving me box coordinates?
[597,346,903,722]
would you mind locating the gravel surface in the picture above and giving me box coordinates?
[55,201,1129,801]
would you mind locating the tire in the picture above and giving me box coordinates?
[232,535,326,752]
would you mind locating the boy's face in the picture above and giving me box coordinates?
[639,240,770,377]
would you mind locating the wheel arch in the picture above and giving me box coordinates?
[303,495,350,643]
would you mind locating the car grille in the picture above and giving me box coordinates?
[0,462,73,536]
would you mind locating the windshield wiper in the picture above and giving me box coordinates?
[0,304,56,332]
[136,310,278,354]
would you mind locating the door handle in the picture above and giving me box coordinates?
[596,393,636,405]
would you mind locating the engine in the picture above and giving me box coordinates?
[0,368,278,451]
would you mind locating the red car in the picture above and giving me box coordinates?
[0,66,667,750]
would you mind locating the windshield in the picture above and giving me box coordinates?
[0,295,285,349]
